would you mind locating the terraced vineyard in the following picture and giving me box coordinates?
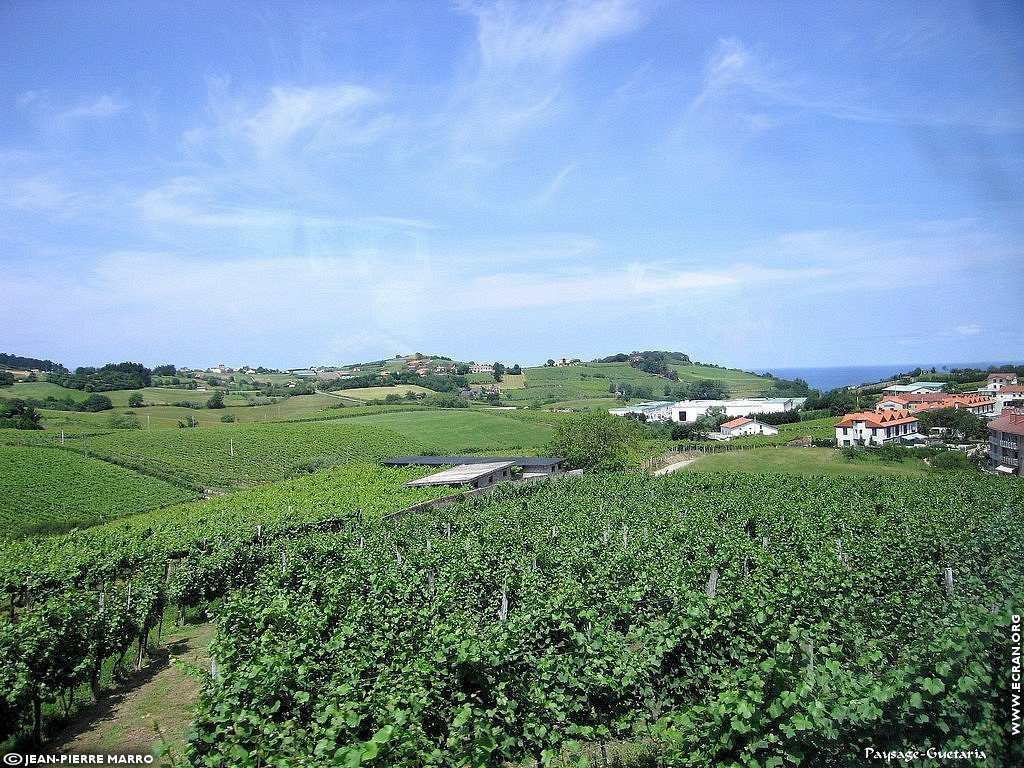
[0,446,198,537]
[80,421,427,489]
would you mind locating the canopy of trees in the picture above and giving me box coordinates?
[0,353,66,372]
[0,399,42,429]
[549,411,642,471]
[49,362,152,392]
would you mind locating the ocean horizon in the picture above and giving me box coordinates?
[753,361,1023,392]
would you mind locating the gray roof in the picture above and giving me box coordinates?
[405,461,516,487]
[385,455,566,468]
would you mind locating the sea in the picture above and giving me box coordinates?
[754,361,1023,392]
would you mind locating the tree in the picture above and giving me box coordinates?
[510,364,522,375]
[917,408,987,441]
[492,362,505,382]
[546,359,555,367]
[549,411,641,471]
[106,412,141,429]
[206,391,226,409]
[127,392,145,408]
[79,394,113,412]
[0,372,14,386]
[220,412,236,423]
[0,399,42,429]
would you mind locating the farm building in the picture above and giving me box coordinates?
[835,410,920,447]
[386,456,567,486]
[608,401,676,421]
[988,411,1024,476]
[469,365,494,374]
[404,461,516,489]
[717,417,779,439]
[880,382,945,397]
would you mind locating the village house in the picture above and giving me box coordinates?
[469,364,494,374]
[877,393,995,417]
[993,385,1024,412]
[835,409,920,446]
[988,411,1024,476]
[715,417,780,440]
[982,373,1019,393]
[552,358,580,367]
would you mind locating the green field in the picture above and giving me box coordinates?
[683,446,930,476]
[336,385,436,401]
[337,409,555,454]
[0,446,198,537]
[80,420,427,490]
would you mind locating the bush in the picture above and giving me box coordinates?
[106,412,141,429]
[931,451,974,471]
[79,394,113,412]
[220,413,236,423]
[127,392,145,407]
[549,411,641,471]
[0,399,42,429]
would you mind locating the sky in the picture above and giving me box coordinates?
[1,0,1023,371]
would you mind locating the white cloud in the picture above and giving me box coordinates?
[956,324,982,336]
[59,95,126,121]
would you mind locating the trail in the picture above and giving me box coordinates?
[652,458,697,476]
[49,622,214,762]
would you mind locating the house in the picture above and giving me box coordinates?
[911,393,995,417]
[835,410,920,446]
[982,373,1019,393]
[880,382,945,397]
[469,364,494,374]
[552,358,580,367]
[988,411,1024,476]
[878,393,995,417]
[994,385,1024,413]
[718,417,780,439]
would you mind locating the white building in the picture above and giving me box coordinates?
[835,410,920,446]
[982,373,1019,393]
[669,398,802,424]
[718,417,780,438]
[608,401,676,421]
[880,382,945,397]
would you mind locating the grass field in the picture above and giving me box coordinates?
[0,446,198,536]
[683,446,930,476]
[336,385,436,401]
[336,409,555,454]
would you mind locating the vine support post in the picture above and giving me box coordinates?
[706,569,719,598]
[944,567,954,595]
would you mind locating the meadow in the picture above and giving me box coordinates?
[682,446,932,476]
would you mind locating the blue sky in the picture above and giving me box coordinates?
[1,0,1022,370]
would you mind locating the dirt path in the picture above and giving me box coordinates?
[49,621,214,762]
[652,458,697,476]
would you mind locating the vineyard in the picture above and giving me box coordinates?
[0,446,198,537]
[74,421,427,490]
[1,467,1020,765]
[182,472,1021,767]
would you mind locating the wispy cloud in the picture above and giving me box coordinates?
[59,94,126,121]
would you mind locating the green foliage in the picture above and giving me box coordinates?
[126,392,144,408]
[0,372,14,387]
[917,408,987,441]
[105,412,141,430]
[0,446,196,537]
[220,413,237,423]
[206,391,226,409]
[79,394,113,413]
[0,399,42,430]
[548,410,640,470]
[49,362,151,392]
[930,451,974,471]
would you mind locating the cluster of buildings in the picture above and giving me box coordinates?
[385,456,568,490]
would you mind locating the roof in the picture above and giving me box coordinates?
[1000,385,1024,394]
[988,413,1024,436]
[883,383,944,393]
[988,373,1017,379]
[404,461,516,487]
[836,409,919,429]
[721,417,753,428]
[385,455,566,468]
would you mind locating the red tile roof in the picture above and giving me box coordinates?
[837,409,919,429]
[721,417,753,429]
[989,412,1024,436]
